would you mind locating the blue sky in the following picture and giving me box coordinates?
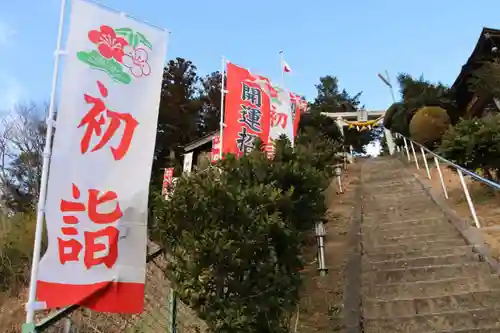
[1,0,500,113]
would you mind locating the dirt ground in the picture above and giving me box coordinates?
[0,293,26,333]
[294,165,359,333]
[407,156,500,262]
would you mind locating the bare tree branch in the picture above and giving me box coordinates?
[0,101,47,213]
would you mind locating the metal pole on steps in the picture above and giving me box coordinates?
[434,156,449,199]
[403,137,411,161]
[410,141,419,169]
[457,169,481,228]
[420,147,431,179]
[393,133,400,153]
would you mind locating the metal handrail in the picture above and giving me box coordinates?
[397,133,500,190]
[393,132,500,228]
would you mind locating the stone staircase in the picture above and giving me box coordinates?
[360,157,500,333]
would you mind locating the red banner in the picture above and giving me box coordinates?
[211,135,221,163]
[162,168,174,195]
[222,63,271,156]
[290,92,307,138]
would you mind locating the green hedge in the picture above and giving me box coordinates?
[151,135,341,333]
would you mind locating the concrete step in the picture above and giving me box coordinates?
[367,252,480,271]
[362,176,412,182]
[362,207,442,218]
[366,245,476,263]
[363,184,420,190]
[361,190,424,201]
[363,223,457,239]
[362,216,449,231]
[363,207,444,220]
[365,178,413,184]
[364,289,500,319]
[363,191,425,198]
[363,189,429,197]
[363,262,490,285]
[436,327,500,333]
[362,201,434,211]
[363,212,446,224]
[363,196,430,201]
[363,275,500,300]
[364,188,416,193]
[365,232,460,247]
[363,307,500,333]
[363,196,433,205]
[364,238,466,255]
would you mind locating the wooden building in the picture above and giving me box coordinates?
[452,27,500,118]
[183,130,219,170]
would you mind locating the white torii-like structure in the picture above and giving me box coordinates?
[321,109,396,155]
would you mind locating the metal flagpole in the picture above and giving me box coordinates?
[219,56,226,160]
[376,71,396,155]
[25,0,68,326]
[279,50,285,88]
[385,70,397,104]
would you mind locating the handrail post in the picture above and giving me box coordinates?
[403,137,411,161]
[410,141,419,169]
[457,169,481,228]
[420,147,431,179]
[434,156,448,199]
[394,133,401,153]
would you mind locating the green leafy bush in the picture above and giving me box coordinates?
[390,106,415,137]
[383,103,404,129]
[409,106,451,148]
[298,112,342,142]
[154,166,299,333]
[393,134,404,148]
[151,134,340,333]
[294,131,343,179]
[439,114,500,180]
[468,60,500,99]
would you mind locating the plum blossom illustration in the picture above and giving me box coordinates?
[122,46,151,78]
[88,25,128,62]
[77,25,153,84]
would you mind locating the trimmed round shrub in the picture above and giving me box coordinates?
[409,106,451,147]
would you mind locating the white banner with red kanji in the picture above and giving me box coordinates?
[36,0,168,314]
[266,83,294,156]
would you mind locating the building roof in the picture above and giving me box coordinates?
[451,27,500,115]
[184,130,220,152]
[452,27,500,91]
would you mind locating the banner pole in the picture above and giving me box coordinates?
[279,50,285,88]
[25,0,68,325]
[219,56,226,160]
